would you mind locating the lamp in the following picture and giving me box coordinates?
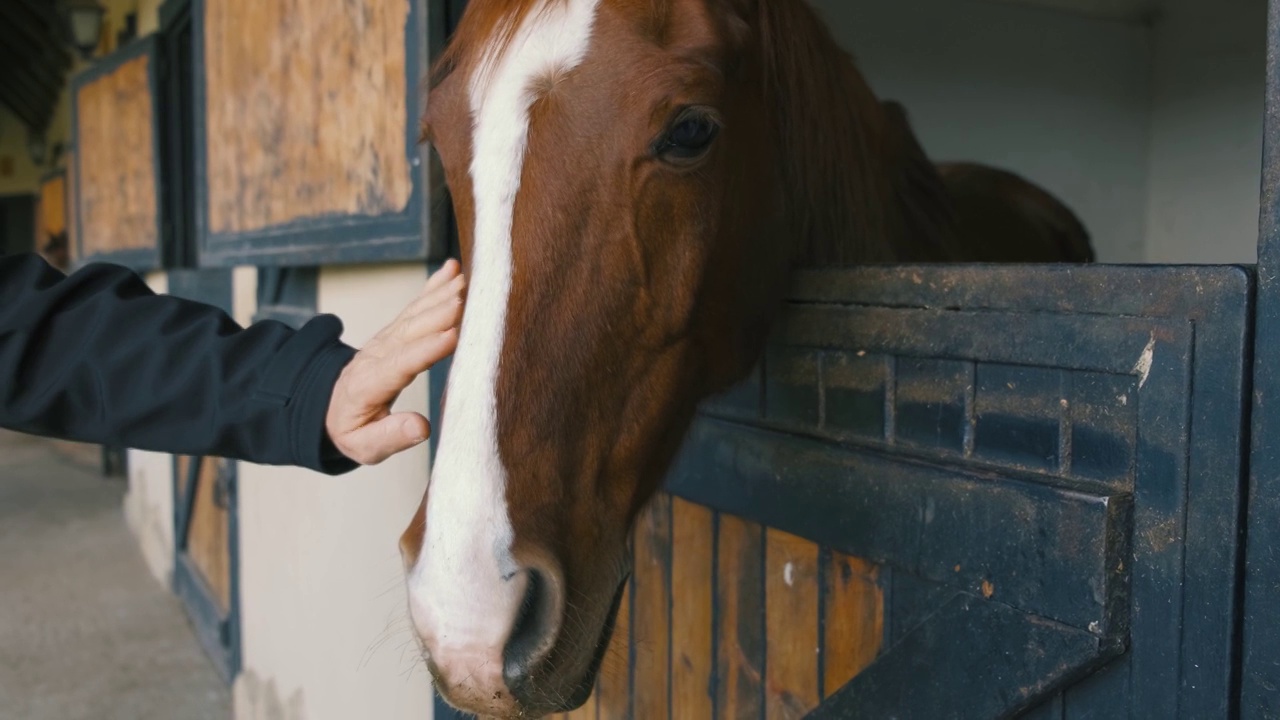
[63,0,106,59]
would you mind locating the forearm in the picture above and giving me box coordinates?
[0,254,359,474]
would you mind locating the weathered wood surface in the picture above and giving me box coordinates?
[671,498,715,719]
[76,54,158,257]
[203,0,413,234]
[65,152,78,263]
[563,494,884,718]
[40,174,66,237]
[180,456,232,613]
[633,492,672,719]
[765,529,820,719]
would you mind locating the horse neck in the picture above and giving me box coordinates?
[758,0,961,267]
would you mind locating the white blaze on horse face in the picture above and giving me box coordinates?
[406,0,603,678]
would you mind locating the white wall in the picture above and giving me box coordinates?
[811,0,1268,265]
[233,263,434,720]
[1142,0,1266,264]
[814,0,1154,262]
[124,271,175,586]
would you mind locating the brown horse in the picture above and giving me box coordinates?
[879,99,1095,263]
[399,0,1090,716]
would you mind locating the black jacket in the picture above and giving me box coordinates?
[0,253,359,475]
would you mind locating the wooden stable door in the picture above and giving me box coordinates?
[173,454,240,682]
[434,262,1251,720]
[164,266,241,682]
[558,496,883,720]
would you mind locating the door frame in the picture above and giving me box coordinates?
[171,454,242,683]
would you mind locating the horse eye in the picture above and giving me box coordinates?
[658,114,720,161]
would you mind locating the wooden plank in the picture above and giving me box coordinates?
[809,595,1118,719]
[632,493,672,719]
[596,578,631,720]
[822,554,883,697]
[40,173,65,236]
[765,529,820,719]
[671,499,714,719]
[33,193,48,263]
[65,150,77,264]
[716,513,765,719]
[75,53,158,257]
[186,457,231,613]
[203,0,413,234]
[669,417,1130,633]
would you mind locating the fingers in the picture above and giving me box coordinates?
[419,259,461,296]
[403,287,465,341]
[394,326,460,380]
[346,316,460,407]
[339,412,431,465]
[404,271,467,321]
[325,262,465,466]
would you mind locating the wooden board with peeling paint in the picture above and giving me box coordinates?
[39,172,66,239]
[192,0,447,266]
[546,494,886,720]
[70,38,163,271]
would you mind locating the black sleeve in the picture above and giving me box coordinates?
[0,253,360,475]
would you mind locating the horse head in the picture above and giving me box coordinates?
[396,0,1073,716]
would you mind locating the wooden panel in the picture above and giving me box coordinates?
[597,578,631,720]
[203,0,413,234]
[765,529,821,719]
[65,152,78,264]
[822,554,883,697]
[176,455,193,497]
[40,174,66,237]
[633,493,672,718]
[671,499,714,719]
[75,53,158,258]
[34,194,49,263]
[716,514,765,719]
[186,457,231,612]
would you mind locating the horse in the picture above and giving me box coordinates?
[878,99,1095,263]
[399,0,1093,716]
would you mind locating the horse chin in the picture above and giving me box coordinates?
[573,575,631,702]
[529,573,632,716]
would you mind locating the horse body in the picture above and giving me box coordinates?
[400,1,1091,716]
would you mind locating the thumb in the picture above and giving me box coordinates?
[341,413,430,465]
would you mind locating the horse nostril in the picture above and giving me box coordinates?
[502,568,559,698]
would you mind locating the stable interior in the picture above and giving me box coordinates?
[811,0,1267,264]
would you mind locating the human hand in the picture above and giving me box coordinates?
[325,260,465,465]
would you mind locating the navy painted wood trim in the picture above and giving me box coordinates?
[169,460,242,685]
[691,264,1251,718]
[68,35,164,274]
[156,0,199,269]
[805,594,1123,720]
[164,269,241,684]
[1240,0,1280,715]
[253,267,319,328]
[669,417,1132,637]
[190,0,449,268]
[166,267,234,315]
[38,167,66,187]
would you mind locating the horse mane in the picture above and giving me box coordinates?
[752,0,964,266]
[429,0,965,266]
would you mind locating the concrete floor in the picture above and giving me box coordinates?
[0,430,230,720]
